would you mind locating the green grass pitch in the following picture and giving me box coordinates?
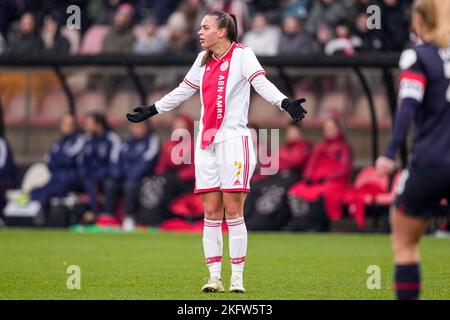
[0,228,449,300]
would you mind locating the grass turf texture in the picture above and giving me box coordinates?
[0,228,449,300]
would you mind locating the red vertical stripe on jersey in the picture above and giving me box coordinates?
[200,43,236,149]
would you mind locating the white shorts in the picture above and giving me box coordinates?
[194,135,256,193]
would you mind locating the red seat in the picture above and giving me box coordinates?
[373,170,403,206]
[80,25,110,55]
[353,166,389,204]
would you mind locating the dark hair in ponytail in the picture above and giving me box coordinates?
[201,11,238,66]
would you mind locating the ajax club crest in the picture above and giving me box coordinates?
[220,60,229,71]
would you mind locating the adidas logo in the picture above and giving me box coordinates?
[233,180,241,186]
[206,66,211,71]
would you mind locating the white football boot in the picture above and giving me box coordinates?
[201,276,224,293]
[229,274,245,293]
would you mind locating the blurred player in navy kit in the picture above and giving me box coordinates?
[376,0,450,300]
[0,135,19,220]
[30,114,85,209]
[102,121,160,231]
[78,113,121,224]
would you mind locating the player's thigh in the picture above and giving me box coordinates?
[390,207,429,248]
[194,144,220,192]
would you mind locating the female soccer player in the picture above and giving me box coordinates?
[376,0,450,300]
[127,11,307,293]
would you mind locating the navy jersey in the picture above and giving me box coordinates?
[0,137,19,188]
[385,43,450,168]
[77,130,122,182]
[45,132,85,181]
[118,132,160,182]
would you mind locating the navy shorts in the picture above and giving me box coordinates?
[394,165,450,218]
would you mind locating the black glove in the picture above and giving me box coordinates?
[281,98,307,122]
[126,105,158,123]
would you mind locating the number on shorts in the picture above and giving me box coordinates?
[234,161,243,178]
[396,169,410,196]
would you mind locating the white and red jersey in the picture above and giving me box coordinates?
[154,42,287,149]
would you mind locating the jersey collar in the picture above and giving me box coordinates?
[212,42,235,61]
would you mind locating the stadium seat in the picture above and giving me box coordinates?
[109,90,140,125]
[39,90,69,119]
[373,170,403,206]
[61,26,81,54]
[75,90,107,118]
[178,93,201,120]
[248,93,290,128]
[80,25,110,55]
[352,166,390,204]
[292,89,320,127]
[349,93,391,128]
[146,89,175,127]
[342,166,391,229]
[317,91,348,120]
[5,92,37,123]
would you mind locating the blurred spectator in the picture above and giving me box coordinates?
[0,0,21,39]
[0,135,19,218]
[288,115,353,229]
[305,0,348,35]
[315,22,335,51]
[139,114,195,225]
[0,33,6,54]
[153,0,183,26]
[381,0,409,51]
[165,11,197,55]
[245,123,312,231]
[29,114,85,209]
[352,11,388,52]
[353,0,376,14]
[102,121,160,231]
[324,22,355,56]
[77,113,121,224]
[9,12,44,53]
[278,122,312,173]
[133,17,167,54]
[99,3,136,101]
[278,15,320,54]
[41,13,70,54]
[102,3,135,54]
[87,0,131,25]
[155,114,194,180]
[283,0,310,20]
[207,0,250,40]
[242,12,280,56]
[247,0,280,14]
[177,0,208,35]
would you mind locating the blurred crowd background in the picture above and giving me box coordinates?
[0,0,414,56]
[4,0,446,234]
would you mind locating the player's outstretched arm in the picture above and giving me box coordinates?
[250,75,307,122]
[126,105,158,123]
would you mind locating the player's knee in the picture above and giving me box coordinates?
[391,236,417,257]
[224,203,243,219]
[203,203,223,220]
